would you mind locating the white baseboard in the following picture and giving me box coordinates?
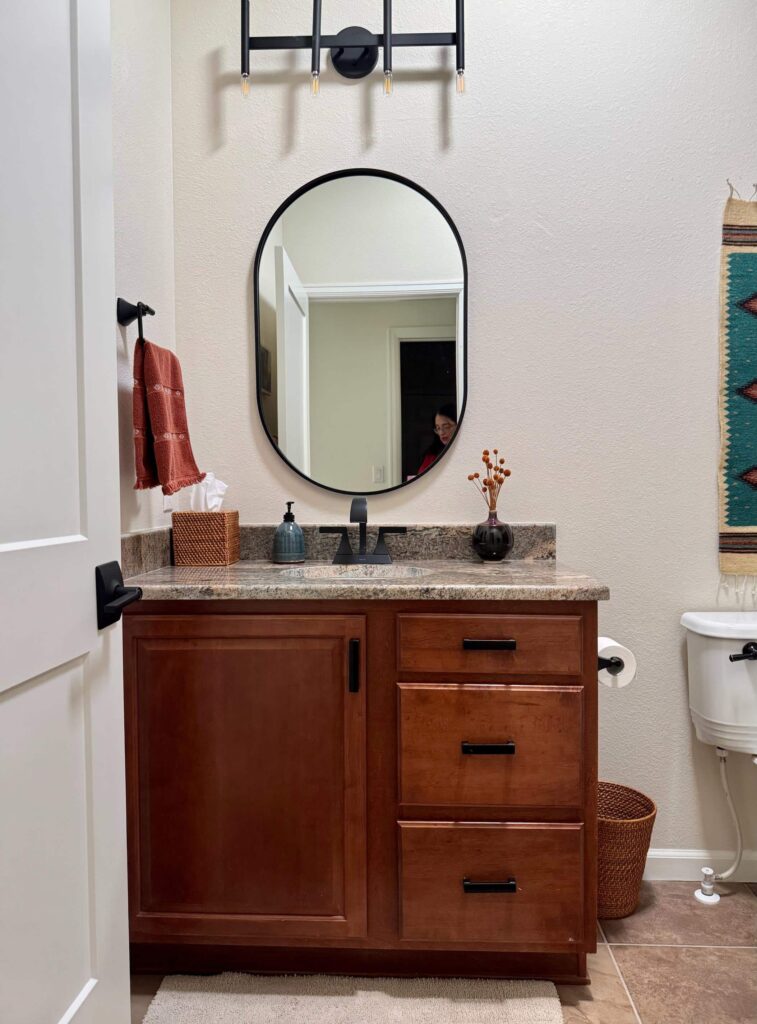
[644,848,757,882]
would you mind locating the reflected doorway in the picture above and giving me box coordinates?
[399,338,456,481]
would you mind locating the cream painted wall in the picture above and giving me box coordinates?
[112,0,176,533]
[166,0,757,855]
[309,298,456,490]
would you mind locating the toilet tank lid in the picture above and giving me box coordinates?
[681,611,757,638]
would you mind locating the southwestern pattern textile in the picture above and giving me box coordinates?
[719,198,757,573]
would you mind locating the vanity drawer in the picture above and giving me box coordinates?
[399,684,583,809]
[397,614,583,678]
[399,822,583,945]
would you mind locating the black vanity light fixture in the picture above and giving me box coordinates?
[240,0,465,96]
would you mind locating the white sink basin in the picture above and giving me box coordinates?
[278,564,431,581]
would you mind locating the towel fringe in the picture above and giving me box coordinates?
[162,472,206,496]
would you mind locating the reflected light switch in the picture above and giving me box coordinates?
[372,466,385,484]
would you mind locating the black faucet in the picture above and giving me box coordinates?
[350,497,368,561]
[319,497,407,564]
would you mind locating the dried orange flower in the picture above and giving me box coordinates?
[467,445,513,512]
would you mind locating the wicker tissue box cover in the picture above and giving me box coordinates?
[172,510,240,566]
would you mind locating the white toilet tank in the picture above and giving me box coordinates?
[681,611,757,754]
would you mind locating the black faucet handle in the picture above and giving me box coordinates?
[350,497,368,523]
[377,526,407,538]
[372,525,407,563]
[319,526,354,563]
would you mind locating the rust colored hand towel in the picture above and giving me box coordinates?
[133,340,205,495]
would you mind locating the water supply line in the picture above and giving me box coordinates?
[694,747,745,904]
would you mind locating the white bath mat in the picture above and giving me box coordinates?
[142,972,563,1023]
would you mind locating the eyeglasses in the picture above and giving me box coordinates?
[434,423,455,435]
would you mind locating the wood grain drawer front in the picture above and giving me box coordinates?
[399,822,583,946]
[399,685,583,809]
[397,614,583,678]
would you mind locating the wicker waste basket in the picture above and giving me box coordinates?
[172,510,240,566]
[597,781,657,919]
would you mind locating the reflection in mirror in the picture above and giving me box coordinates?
[255,171,466,494]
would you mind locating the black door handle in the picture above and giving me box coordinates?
[96,561,142,629]
[462,877,517,894]
[462,638,517,651]
[461,741,516,755]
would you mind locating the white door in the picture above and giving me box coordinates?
[275,246,311,474]
[0,1,130,1022]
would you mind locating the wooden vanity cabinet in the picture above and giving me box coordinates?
[123,599,598,984]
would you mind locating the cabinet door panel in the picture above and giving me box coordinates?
[125,615,366,941]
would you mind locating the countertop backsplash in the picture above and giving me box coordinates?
[121,523,556,578]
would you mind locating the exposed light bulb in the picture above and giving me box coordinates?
[384,70,393,96]
[241,73,250,97]
[311,71,320,96]
[456,69,465,94]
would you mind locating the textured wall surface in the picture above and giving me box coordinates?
[163,0,757,853]
[112,0,176,533]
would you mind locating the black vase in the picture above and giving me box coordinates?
[472,511,514,562]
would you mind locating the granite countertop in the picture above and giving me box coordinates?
[125,559,609,602]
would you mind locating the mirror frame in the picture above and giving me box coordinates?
[253,167,468,496]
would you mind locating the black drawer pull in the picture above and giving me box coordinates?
[461,741,516,755]
[462,877,517,894]
[462,638,517,651]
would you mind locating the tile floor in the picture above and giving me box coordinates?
[131,882,757,1024]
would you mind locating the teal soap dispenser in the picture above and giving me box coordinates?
[273,501,305,564]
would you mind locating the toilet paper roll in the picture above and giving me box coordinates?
[598,637,637,688]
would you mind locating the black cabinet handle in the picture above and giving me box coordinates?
[462,877,517,894]
[348,638,360,693]
[461,741,516,755]
[462,638,517,651]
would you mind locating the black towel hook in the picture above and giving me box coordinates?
[117,297,155,342]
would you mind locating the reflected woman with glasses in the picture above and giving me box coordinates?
[417,403,458,475]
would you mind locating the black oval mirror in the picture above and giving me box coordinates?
[254,169,467,495]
